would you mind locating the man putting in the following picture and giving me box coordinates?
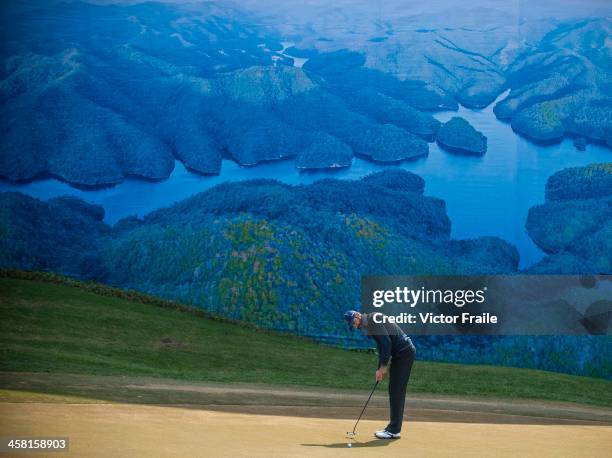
[344,310,416,439]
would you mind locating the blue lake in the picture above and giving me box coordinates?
[1,95,610,269]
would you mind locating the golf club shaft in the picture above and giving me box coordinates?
[351,381,379,435]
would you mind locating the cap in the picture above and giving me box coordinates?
[344,310,360,330]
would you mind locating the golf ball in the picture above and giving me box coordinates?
[347,443,352,448]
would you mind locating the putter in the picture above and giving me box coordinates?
[346,380,379,445]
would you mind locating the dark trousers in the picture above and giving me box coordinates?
[386,345,416,434]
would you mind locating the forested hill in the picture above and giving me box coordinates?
[4,163,610,333]
[1,2,609,187]
[0,169,518,335]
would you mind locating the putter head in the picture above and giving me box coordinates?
[346,432,356,439]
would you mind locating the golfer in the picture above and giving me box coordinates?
[344,310,416,439]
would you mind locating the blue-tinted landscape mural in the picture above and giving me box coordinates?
[1,0,610,378]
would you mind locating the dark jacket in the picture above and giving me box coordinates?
[360,313,415,368]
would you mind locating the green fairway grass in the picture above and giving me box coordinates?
[1,275,611,407]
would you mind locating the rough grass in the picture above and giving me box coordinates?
[1,277,611,407]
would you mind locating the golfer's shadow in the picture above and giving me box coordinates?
[302,440,393,448]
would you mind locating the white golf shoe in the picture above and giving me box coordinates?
[374,429,401,439]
